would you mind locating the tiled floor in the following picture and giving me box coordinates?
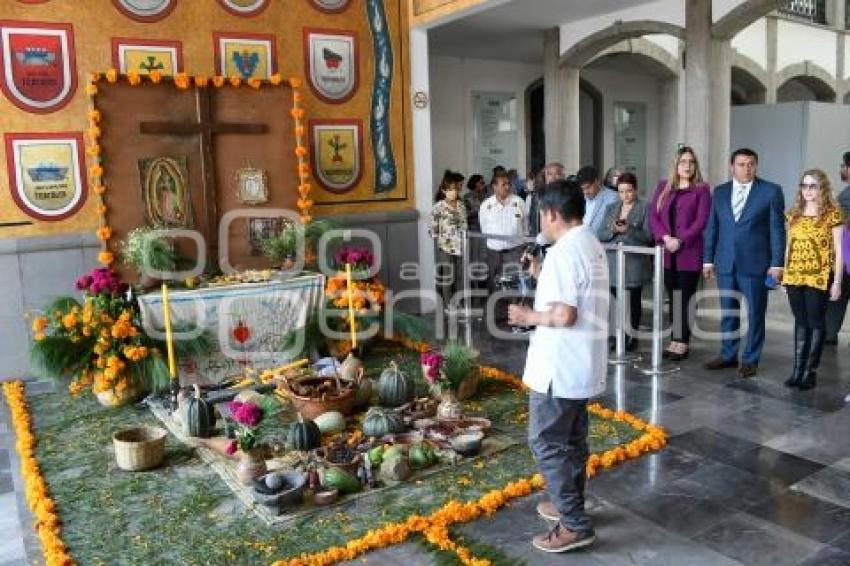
[2,315,850,565]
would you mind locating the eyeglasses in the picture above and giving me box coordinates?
[799,183,819,190]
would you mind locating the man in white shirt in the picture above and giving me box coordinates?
[479,171,528,322]
[576,165,619,237]
[509,179,609,554]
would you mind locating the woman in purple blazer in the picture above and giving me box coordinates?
[649,146,712,361]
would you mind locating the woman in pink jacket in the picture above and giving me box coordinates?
[649,147,712,361]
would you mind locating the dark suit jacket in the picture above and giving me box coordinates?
[703,177,786,276]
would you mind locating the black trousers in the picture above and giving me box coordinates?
[787,285,829,330]
[663,269,700,344]
[825,276,850,341]
[486,247,523,322]
[610,286,643,336]
[435,249,463,309]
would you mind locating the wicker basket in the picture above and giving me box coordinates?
[113,426,167,471]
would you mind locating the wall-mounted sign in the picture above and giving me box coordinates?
[614,101,647,194]
[310,119,363,193]
[4,131,87,221]
[472,91,518,176]
[213,31,277,80]
[111,37,183,75]
[304,28,358,104]
[112,0,176,23]
[217,0,270,17]
[0,20,77,113]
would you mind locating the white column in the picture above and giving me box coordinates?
[543,28,581,172]
[410,28,436,312]
[708,40,732,186]
[659,77,681,179]
[836,0,846,102]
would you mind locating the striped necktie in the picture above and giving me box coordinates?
[732,184,748,222]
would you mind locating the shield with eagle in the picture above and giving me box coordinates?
[310,119,363,193]
[0,21,77,113]
[304,28,358,104]
[214,32,276,80]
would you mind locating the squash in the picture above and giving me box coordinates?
[367,445,385,467]
[179,384,215,438]
[353,377,374,408]
[314,411,346,435]
[377,361,415,407]
[409,442,436,469]
[362,407,406,437]
[322,467,361,494]
[287,414,321,451]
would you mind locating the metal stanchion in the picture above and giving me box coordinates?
[638,245,679,376]
[457,229,475,349]
[609,243,641,365]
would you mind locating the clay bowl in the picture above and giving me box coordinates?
[283,375,357,419]
[441,417,491,434]
[449,431,485,457]
[313,487,340,506]
[382,431,424,446]
[315,446,361,474]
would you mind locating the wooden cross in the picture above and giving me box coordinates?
[139,87,268,257]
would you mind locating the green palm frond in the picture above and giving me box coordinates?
[130,354,171,393]
[29,335,96,380]
[43,296,82,314]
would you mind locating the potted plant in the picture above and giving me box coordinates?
[120,227,181,289]
[259,222,298,269]
[221,397,281,485]
[421,342,479,418]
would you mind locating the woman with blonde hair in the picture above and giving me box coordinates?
[649,146,712,361]
[783,169,845,390]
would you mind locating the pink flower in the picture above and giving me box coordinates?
[75,275,93,291]
[225,439,237,455]
[226,401,263,427]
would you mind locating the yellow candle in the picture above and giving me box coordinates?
[345,263,357,348]
[161,283,177,379]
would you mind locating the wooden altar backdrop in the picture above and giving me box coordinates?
[96,81,297,278]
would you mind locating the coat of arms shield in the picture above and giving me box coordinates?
[304,28,358,104]
[310,119,363,193]
[0,21,77,113]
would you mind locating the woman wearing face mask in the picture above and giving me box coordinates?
[429,170,468,311]
[782,169,844,391]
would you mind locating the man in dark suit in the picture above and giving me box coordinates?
[702,148,787,377]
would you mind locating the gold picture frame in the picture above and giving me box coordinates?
[235,167,268,205]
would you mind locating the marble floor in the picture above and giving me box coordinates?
[2,317,850,565]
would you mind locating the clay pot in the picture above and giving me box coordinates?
[96,384,141,408]
[436,391,463,420]
[235,448,267,485]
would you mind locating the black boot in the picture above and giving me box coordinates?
[784,325,810,388]
[798,328,825,391]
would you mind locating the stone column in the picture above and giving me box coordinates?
[543,28,581,172]
[835,0,846,102]
[659,76,681,178]
[765,16,778,104]
[685,0,732,185]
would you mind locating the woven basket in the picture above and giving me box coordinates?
[113,426,167,471]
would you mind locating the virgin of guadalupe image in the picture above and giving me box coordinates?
[140,156,192,227]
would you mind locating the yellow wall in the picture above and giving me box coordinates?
[0,0,413,239]
[410,0,484,27]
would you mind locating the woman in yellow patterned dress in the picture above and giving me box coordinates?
[428,170,468,312]
[783,169,845,390]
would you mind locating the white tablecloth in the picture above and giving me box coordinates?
[138,273,325,383]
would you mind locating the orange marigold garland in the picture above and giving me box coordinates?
[2,381,75,566]
[271,340,667,566]
[290,76,312,223]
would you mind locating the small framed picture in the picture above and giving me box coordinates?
[236,167,268,205]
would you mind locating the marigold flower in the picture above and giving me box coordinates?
[87,144,102,157]
[212,75,225,87]
[105,68,118,83]
[97,250,114,265]
[229,76,242,87]
[298,183,312,196]
[194,75,209,87]
[289,76,302,88]
[149,70,163,84]
[85,83,98,97]
[92,184,107,195]
[295,125,306,137]
[247,77,262,89]
[294,145,308,158]
[96,203,108,215]
[269,73,283,86]
[95,225,112,241]
[290,107,305,119]
[127,71,141,86]
[88,109,102,123]
[173,72,190,89]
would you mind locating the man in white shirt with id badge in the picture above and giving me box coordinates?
[509,179,609,553]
